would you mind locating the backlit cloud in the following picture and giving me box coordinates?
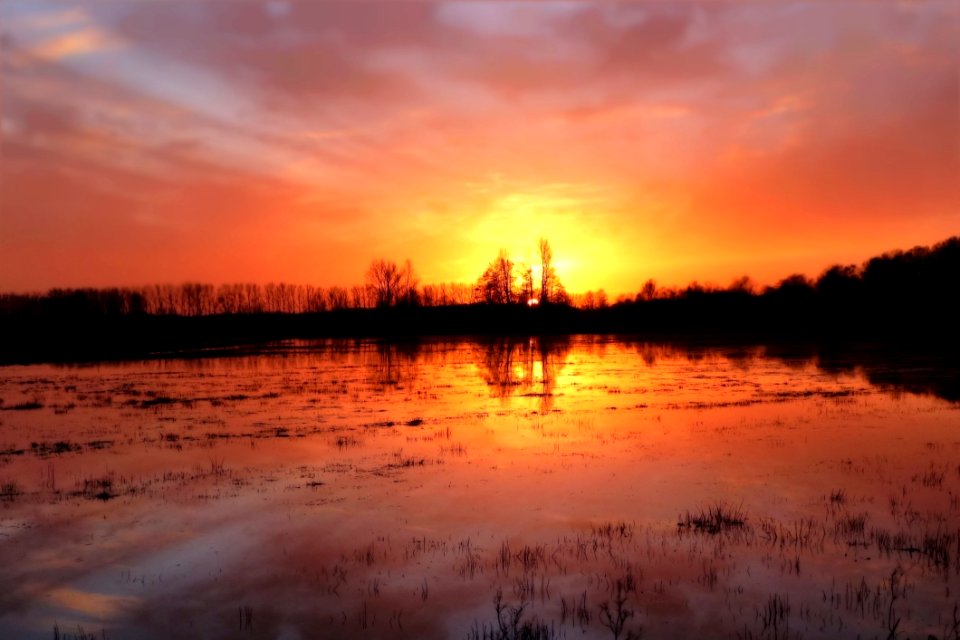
[1,1,957,294]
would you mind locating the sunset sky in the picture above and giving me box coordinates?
[1,1,957,296]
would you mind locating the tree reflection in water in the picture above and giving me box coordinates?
[369,341,422,389]
[473,336,571,411]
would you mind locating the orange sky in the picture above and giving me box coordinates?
[1,2,958,296]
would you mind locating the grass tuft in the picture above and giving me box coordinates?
[679,503,747,534]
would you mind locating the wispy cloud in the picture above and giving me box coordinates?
[29,26,120,60]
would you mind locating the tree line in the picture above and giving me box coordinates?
[603,235,960,337]
[0,236,956,330]
[0,279,476,318]
[0,238,569,318]
[619,235,959,307]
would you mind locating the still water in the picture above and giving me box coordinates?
[0,337,957,639]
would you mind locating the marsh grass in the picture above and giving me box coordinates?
[30,441,81,457]
[441,442,468,456]
[942,603,960,640]
[209,457,227,477]
[915,467,946,488]
[679,503,747,534]
[52,624,106,640]
[0,401,44,411]
[559,591,591,628]
[0,480,22,501]
[593,521,635,542]
[238,605,253,632]
[75,473,119,501]
[52,403,77,415]
[466,589,560,640]
[759,593,790,639]
[136,396,178,408]
[828,488,847,504]
[758,517,825,550]
[872,525,958,571]
[834,512,869,539]
[334,435,361,449]
[0,446,26,457]
[391,457,426,468]
[598,575,641,640]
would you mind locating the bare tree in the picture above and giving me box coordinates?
[304,285,326,312]
[539,238,555,304]
[496,249,515,304]
[350,284,372,309]
[399,259,420,306]
[475,250,516,304]
[326,286,349,310]
[638,279,657,302]
[441,282,473,305]
[366,259,402,308]
[596,289,608,308]
[243,283,263,312]
[536,239,568,304]
[519,263,535,304]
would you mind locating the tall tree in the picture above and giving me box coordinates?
[519,263,535,304]
[539,238,556,304]
[496,249,514,304]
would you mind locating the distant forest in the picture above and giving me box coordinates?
[1,236,957,363]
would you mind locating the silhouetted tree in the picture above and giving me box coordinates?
[539,238,555,304]
[351,284,372,309]
[366,259,403,308]
[519,263,535,304]
[326,286,349,310]
[422,282,471,306]
[728,276,755,294]
[638,279,657,301]
[475,249,516,304]
[303,285,327,312]
[437,282,473,305]
[575,289,609,309]
[533,238,570,304]
[399,259,420,306]
[767,274,815,298]
[497,250,514,304]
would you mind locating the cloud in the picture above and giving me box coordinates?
[435,2,587,37]
[1,4,122,60]
[102,3,438,106]
[28,26,120,60]
[1,1,957,293]
[5,6,88,31]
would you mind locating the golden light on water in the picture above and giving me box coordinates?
[0,339,958,637]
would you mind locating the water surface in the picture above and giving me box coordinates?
[0,337,958,639]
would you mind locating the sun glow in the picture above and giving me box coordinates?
[457,185,630,294]
[2,2,955,296]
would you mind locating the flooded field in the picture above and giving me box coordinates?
[0,337,958,640]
